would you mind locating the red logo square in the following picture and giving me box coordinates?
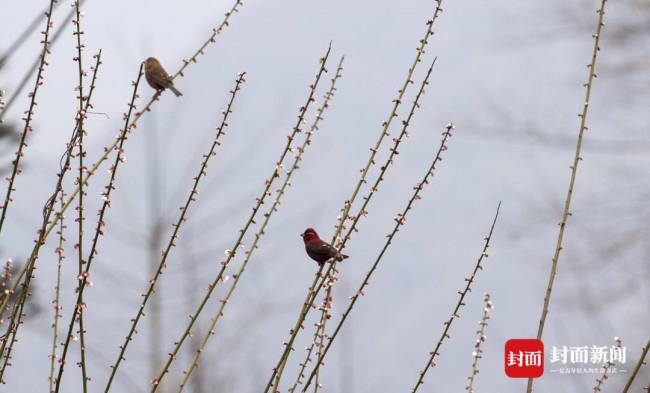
[505,339,544,378]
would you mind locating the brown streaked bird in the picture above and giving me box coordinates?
[301,228,348,265]
[144,57,182,97]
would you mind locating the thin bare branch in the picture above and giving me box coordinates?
[622,339,649,393]
[0,0,58,237]
[527,1,609,391]
[410,201,500,393]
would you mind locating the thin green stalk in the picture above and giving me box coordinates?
[312,301,327,393]
[527,1,608,391]
[49,190,66,393]
[288,306,327,393]
[72,3,89,389]
[622,339,650,393]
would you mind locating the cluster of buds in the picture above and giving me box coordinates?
[466,293,494,393]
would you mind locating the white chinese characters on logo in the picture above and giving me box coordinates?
[507,350,543,367]
[549,345,626,364]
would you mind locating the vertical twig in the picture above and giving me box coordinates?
[104,72,247,393]
[621,339,649,393]
[527,1,608,391]
[288,306,327,393]
[410,200,500,393]
[312,306,327,393]
[49,190,66,393]
[54,62,145,393]
[71,2,89,389]
[465,294,494,393]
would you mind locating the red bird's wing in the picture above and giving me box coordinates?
[306,241,337,262]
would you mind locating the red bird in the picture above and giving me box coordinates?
[301,228,348,265]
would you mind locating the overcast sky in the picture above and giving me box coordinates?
[1,0,648,392]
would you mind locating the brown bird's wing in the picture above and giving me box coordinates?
[149,67,173,90]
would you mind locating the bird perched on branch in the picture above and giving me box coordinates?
[144,57,182,97]
[301,228,348,265]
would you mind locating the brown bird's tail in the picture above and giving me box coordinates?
[336,253,349,262]
[168,85,183,97]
